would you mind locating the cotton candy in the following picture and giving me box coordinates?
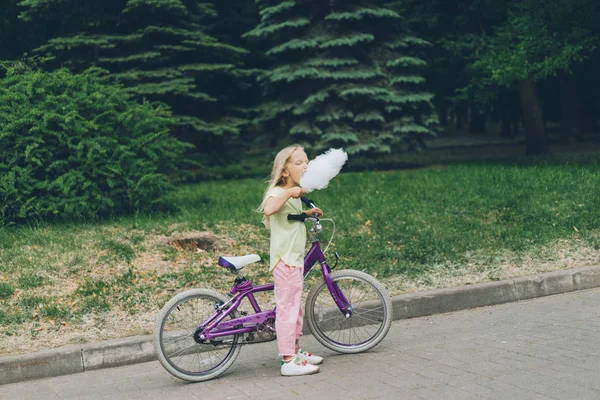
[300,148,348,193]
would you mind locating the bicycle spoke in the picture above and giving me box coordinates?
[168,342,197,359]
[164,330,193,344]
[187,350,200,372]
[351,312,384,324]
[307,271,391,352]
[155,290,241,380]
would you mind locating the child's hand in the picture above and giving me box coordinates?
[287,187,305,199]
[305,208,323,217]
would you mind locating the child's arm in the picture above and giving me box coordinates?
[264,187,305,216]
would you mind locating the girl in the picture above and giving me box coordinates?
[258,145,324,376]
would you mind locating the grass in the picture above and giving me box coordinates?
[0,154,599,355]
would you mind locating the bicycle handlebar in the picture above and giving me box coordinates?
[287,213,308,222]
[288,197,319,222]
[300,196,316,209]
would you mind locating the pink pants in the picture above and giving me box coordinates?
[272,260,304,357]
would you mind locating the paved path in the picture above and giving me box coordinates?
[3,288,600,400]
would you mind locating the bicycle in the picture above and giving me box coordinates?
[153,197,393,382]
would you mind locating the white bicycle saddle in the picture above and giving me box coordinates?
[218,254,261,272]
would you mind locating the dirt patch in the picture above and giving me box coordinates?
[165,231,224,252]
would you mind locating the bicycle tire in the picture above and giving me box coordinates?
[305,269,392,354]
[153,288,241,382]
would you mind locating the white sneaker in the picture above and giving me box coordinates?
[280,356,320,376]
[296,349,324,365]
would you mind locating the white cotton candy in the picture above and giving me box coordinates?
[300,148,348,193]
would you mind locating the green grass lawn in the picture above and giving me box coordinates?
[1,159,599,355]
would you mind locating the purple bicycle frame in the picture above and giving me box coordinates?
[197,240,351,341]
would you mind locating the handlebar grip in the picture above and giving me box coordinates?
[287,213,308,222]
[300,196,316,208]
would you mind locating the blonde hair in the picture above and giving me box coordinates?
[257,144,304,229]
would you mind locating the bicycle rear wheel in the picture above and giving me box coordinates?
[153,288,241,382]
[305,269,392,353]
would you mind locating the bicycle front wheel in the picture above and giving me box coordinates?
[153,288,241,382]
[305,269,393,354]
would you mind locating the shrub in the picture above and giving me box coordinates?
[0,65,192,224]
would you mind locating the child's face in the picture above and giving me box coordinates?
[284,149,309,186]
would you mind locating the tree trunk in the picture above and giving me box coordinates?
[580,111,595,136]
[500,93,519,138]
[559,72,580,142]
[501,117,511,137]
[578,82,595,136]
[518,78,548,155]
[455,104,465,130]
[501,113,520,138]
[469,104,486,134]
[512,114,520,136]
[437,99,448,126]
[455,114,463,130]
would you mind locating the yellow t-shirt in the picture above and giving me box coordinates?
[267,186,307,271]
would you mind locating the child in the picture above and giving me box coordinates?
[258,145,324,376]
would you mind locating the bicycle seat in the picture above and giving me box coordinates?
[218,254,261,272]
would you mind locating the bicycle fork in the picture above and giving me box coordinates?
[320,262,353,318]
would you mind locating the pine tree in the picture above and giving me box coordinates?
[1,0,41,60]
[19,0,258,151]
[246,0,437,154]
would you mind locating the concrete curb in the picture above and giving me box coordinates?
[2,264,600,386]
[393,264,600,319]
